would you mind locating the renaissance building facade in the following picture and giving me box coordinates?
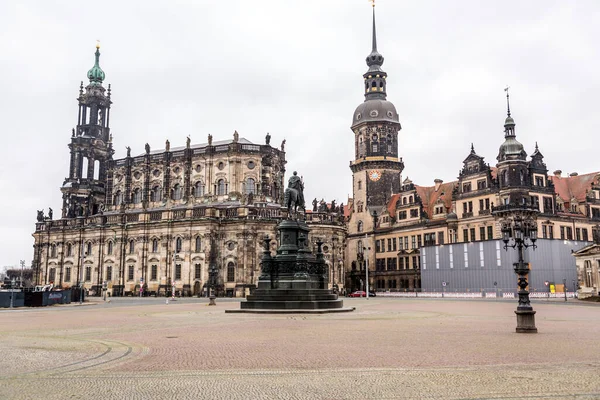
[32,44,346,297]
[345,8,600,293]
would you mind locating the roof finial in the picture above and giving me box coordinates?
[535,141,539,150]
[470,143,475,153]
[504,86,511,117]
[96,39,100,49]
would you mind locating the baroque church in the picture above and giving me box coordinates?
[33,8,600,296]
[32,43,346,297]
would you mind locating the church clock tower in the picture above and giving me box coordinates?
[349,5,404,234]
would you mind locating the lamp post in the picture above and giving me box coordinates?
[563,278,567,302]
[19,260,25,288]
[208,264,217,306]
[573,279,577,299]
[493,203,538,334]
[365,209,379,299]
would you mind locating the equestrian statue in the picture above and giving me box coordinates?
[284,171,305,215]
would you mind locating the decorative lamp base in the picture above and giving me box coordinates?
[208,295,216,306]
[515,310,537,333]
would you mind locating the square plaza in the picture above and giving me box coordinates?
[1,298,600,400]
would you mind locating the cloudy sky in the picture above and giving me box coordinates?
[1,0,598,269]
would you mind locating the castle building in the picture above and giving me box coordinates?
[344,8,600,293]
[32,44,346,297]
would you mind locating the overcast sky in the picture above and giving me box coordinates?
[1,0,598,269]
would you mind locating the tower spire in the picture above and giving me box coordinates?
[371,1,377,52]
[87,41,105,86]
[505,86,511,117]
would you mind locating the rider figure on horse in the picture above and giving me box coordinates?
[286,171,305,212]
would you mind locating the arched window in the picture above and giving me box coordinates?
[217,179,226,195]
[67,243,72,257]
[132,188,142,204]
[175,237,182,253]
[227,262,235,282]
[51,244,57,258]
[129,239,135,254]
[114,191,123,206]
[86,242,92,256]
[152,238,159,253]
[246,178,255,195]
[151,186,162,202]
[194,181,204,197]
[379,81,384,88]
[371,81,377,88]
[107,241,113,255]
[357,240,363,254]
[357,221,363,233]
[172,184,182,200]
[403,197,407,205]
[195,236,201,253]
[387,134,393,153]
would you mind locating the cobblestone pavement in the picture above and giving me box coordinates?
[1,297,600,399]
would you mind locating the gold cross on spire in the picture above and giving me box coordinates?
[369,0,375,8]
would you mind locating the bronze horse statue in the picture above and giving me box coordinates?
[284,187,304,214]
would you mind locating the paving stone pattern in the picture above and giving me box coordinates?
[1,298,599,399]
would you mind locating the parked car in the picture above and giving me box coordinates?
[348,291,376,297]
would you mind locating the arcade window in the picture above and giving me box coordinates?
[151,265,157,281]
[175,264,181,280]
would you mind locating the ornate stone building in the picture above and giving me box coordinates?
[345,8,600,293]
[32,44,346,297]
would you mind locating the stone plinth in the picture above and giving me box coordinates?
[229,218,353,314]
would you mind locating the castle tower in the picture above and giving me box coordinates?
[349,5,404,233]
[61,43,114,218]
[496,89,530,205]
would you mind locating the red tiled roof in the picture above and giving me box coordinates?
[386,181,457,217]
[549,171,600,202]
[416,182,457,217]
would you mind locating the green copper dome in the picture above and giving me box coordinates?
[87,44,105,86]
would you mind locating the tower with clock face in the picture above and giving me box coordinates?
[349,7,404,235]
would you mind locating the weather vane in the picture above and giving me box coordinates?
[369,0,375,7]
[96,39,101,49]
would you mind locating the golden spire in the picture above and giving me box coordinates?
[96,40,101,49]
[369,0,375,7]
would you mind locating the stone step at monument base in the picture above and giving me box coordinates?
[241,299,344,310]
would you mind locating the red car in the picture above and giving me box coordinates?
[348,291,376,297]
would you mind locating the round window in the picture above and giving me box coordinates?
[133,171,141,180]
[387,111,394,118]
[369,110,379,117]
[247,161,255,170]
[173,166,181,174]
[356,113,362,121]
[195,164,202,173]
[322,245,329,253]
[218,162,225,171]
[153,169,160,177]
[227,242,235,250]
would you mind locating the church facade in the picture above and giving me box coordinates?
[32,44,346,297]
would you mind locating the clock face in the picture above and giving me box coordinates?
[369,170,381,182]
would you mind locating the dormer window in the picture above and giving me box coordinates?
[463,183,472,193]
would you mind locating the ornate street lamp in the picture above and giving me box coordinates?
[208,264,217,306]
[494,203,539,333]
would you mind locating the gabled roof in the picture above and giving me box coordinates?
[386,181,456,217]
[549,171,600,202]
[416,182,456,217]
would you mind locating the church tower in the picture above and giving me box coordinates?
[349,5,404,233]
[61,43,114,218]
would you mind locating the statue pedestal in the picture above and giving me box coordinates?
[227,218,354,314]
